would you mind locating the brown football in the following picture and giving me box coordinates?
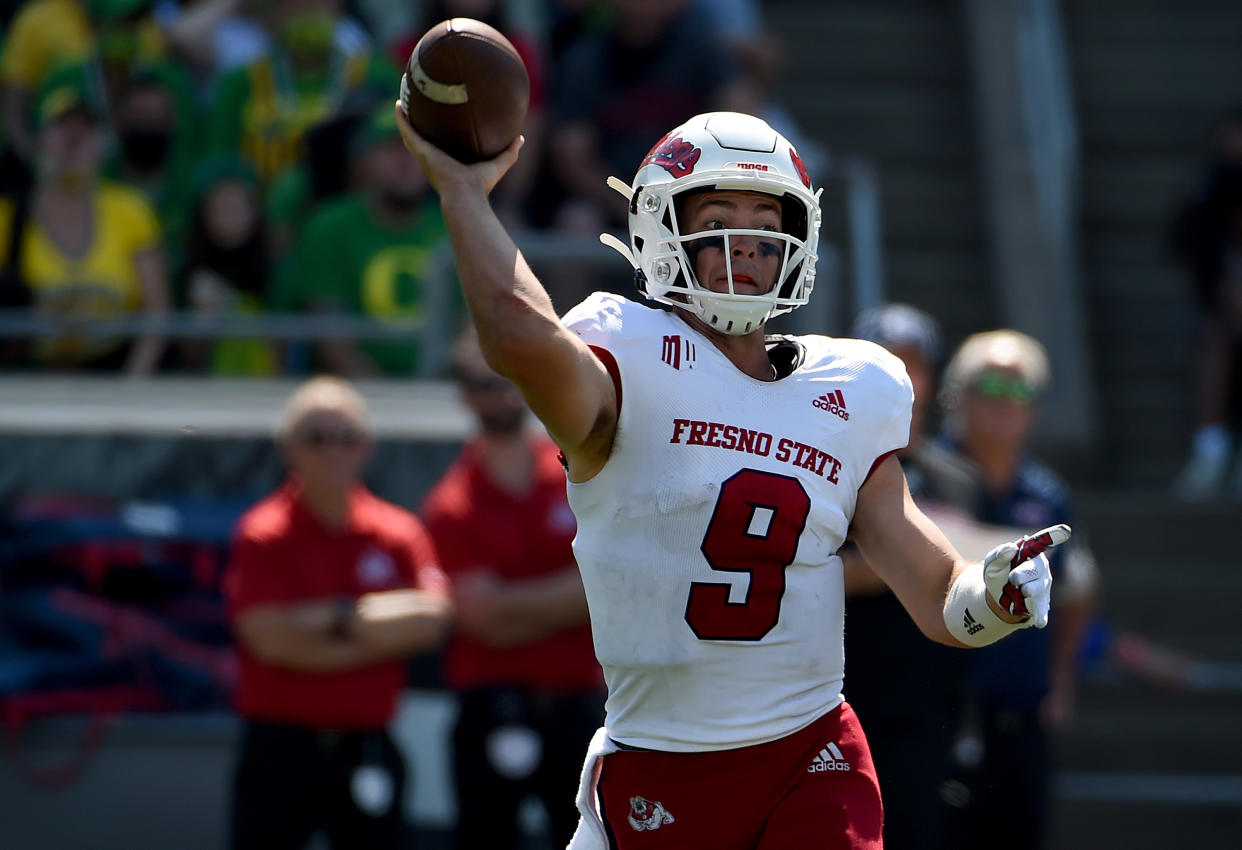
[399,18,530,163]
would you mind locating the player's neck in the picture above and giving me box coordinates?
[676,309,776,381]
[478,432,535,495]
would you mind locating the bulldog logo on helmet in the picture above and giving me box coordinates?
[789,147,812,188]
[640,135,701,178]
[627,795,675,832]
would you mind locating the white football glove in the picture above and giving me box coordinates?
[980,524,1071,629]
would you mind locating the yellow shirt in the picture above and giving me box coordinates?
[0,183,161,364]
[0,0,165,90]
[0,0,93,88]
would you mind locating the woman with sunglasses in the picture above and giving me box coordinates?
[223,376,453,850]
[935,330,1099,850]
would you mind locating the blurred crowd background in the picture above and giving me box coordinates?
[0,0,1240,848]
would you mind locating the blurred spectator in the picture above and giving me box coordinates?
[420,329,602,850]
[392,0,549,228]
[105,63,199,275]
[934,330,1098,850]
[179,153,277,374]
[385,0,546,70]
[158,0,264,86]
[693,0,826,178]
[224,376,452,850]
[206,0,393,184]
[162,0,375,90]
[842,304,977,850]
[262,87,394,261]
[1169,108,1242,499]
[0,64,170,375]
[544,0,607,69]
[272,104,451,377]
[541,0,752,233]
[0,0,163,168]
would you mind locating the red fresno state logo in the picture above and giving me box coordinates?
[641,134,701,178]
[789,147,812,188]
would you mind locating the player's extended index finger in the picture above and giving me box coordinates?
[1010,523,1072,567]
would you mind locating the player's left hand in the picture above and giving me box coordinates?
[981,524,1071,629]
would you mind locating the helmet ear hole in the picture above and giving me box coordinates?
[780,194,808,241]
[777,258,804,300]
[670,187,713,235]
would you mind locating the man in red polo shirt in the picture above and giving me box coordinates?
[225,376,452,850]
[421,330,603,850]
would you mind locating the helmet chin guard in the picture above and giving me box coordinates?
[600,112,822,335]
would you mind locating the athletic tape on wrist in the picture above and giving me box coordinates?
[943,563,1023,647]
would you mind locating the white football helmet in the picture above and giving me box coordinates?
[601,112,822,335]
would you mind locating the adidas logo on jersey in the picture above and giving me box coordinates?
[807,742,851,772]
[963,608,984,636]
[812,389,849,421]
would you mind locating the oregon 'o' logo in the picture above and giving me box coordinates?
[361,246,430,318]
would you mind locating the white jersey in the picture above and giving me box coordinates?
[562,292,913,752]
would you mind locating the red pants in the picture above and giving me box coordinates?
[597,702,883,849]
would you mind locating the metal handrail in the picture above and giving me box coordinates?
[0,204,875,370]
[0,310,436,340]
[1016,0,1080,248]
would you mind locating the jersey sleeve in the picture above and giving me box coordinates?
[853,340,915,477]
[561,291,629,349]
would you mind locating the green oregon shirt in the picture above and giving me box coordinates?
[275,193,453,375]
[207,51,393,183]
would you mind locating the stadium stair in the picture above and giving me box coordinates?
[1053,493,1242,848]
[769,4,1242,847]
[1063,0,1242,488]
[769,0,996,348]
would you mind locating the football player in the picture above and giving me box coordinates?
[396,106,1068,850]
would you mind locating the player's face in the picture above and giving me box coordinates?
[284,406,371,489]
[680,191,784,296]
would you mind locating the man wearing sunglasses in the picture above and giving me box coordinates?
[421,329,603,849]
[935,330,1099,850]
[224,376,453,850]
